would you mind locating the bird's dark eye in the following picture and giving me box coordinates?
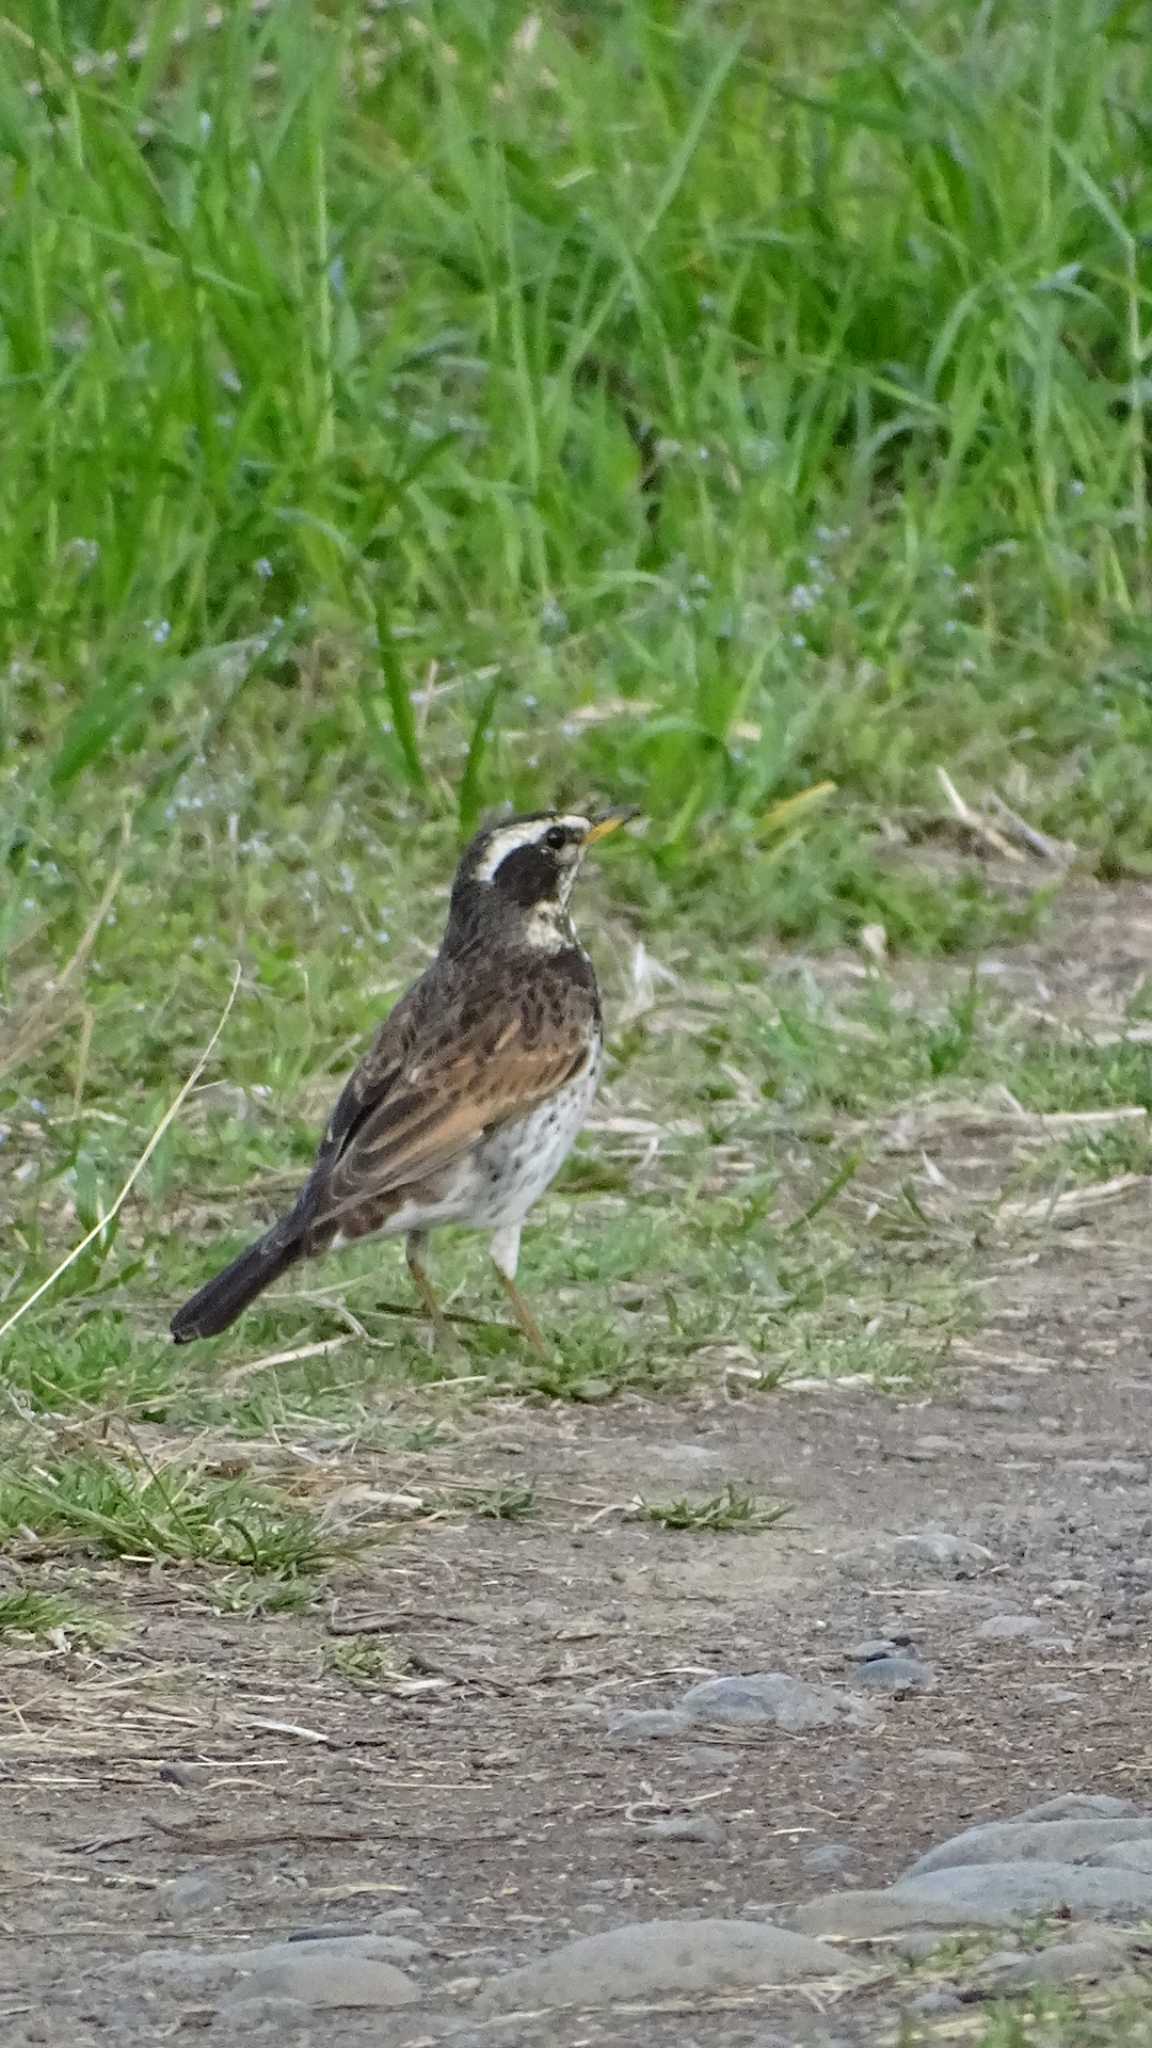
[543,826,568,852]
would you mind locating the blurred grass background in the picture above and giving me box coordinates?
[4,0,1152,871]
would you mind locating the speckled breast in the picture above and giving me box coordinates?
[466,1044,603,1227]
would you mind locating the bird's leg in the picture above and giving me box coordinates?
[489,1225,548,1357]
[405,1232,456,1352]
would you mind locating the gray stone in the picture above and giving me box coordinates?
[116,1947,238,1995]
[789,1891,1015,1939]
[1092,1841,1152,1873]
[905,1990,964,2016]
[969,1939,1140,1990]
[1020,1793,1142,1823]
[917,1748,974,1767]
[474,1919,859,2013]
[1071,1458,1146,1481]
[848,1637,910,1661]
[892,1861,1152,1919]
[376,1934,427,1965]
[278,1916,426,1966]
[801,1843,857,1875]
[890,1531,993,1569]
[977,1614,1067,1643]
[680,1744,744,1771]
[968,1946,1031,1977]
[153,1870,227,1921]
[642,1815,726,1846]
[853,1655,936,1693]
[117,1935,421,2009]
[606,1708,693,1741]
[904,1819,1152,1878]
[891,1930,960,1960]
[679,1673,877,1733]
[287,1923,372,1942]
[976,1613,1044,1639]
[239,1942,421,2009]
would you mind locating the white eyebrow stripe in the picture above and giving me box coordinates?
[471,817,590,883]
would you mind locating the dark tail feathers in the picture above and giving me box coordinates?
[170,1228,303,1343]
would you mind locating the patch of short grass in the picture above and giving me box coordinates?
[0,1448,350,1576]
[324,1639,412,1689]
[967,1989,1152,2048]
[0,1320,178,1418]
[202,1573,316,1617]
[442,1482,537,1522]
[0,1587,85,1640]
[629,1485,791,1534]
[767,1328,957,1391]
[1012,1119,1152,1197]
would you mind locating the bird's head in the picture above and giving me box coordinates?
[447,808,634,951]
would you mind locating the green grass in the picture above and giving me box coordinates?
[0,1586,86,1640]
[4,0,1152,883]
[443,1481,538,1520]
[629,1483,791,1532]
[325,1638,413,1688]
[5,0,1152,1620]
[0,1445,350,1574]
[965,1990,1152,2048]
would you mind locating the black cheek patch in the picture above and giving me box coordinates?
[494,843,559,905]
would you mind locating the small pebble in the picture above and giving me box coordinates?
[679,1672,877,1733]
[679,1744,744,1772]
[642,1814,725,1846]
[906,1982,959,2015]
[606,1708,692,1741]
[801,1842,857,1875]
[1070,1458,1146,1481]
[158,1762,197,1788]
[371,1907,426,1930]
[154,1872,227,1921]
[906,1989,963,2017]
[287,1924,372,1943]
[892,1930,955,1960]
[891,1531,994,1569]
[848,1635,913,1662]
[976,1614,1050,1641]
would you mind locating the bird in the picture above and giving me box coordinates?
[169,807,634,1354]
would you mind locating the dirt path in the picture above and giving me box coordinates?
[5,1232,1152,2042]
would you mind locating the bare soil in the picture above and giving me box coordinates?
[4,889,1152,2045]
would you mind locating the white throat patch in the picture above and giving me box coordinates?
[522,900,577,952]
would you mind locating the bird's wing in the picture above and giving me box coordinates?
[296,971,593,1235]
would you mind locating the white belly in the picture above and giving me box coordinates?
[379,1049,601,1239]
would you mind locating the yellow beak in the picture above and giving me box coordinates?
[583,806,639,845]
